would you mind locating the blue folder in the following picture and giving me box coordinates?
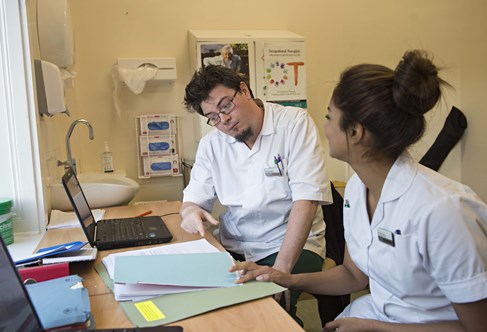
[14,241,87,266]
[25,275,91,329]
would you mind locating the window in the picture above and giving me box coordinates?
[0,0,46,255]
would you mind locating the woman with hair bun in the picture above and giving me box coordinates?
[231,50,487,331]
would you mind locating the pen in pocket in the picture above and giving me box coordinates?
[274,156,282,175]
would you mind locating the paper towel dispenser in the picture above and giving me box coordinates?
[34,59,68,116]
[117,58,177,83]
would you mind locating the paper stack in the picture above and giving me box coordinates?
[15,241,88,266]
[95,239,287,326]
[42,247,97,265]
[101,239,239,301]
[114,252,239,301]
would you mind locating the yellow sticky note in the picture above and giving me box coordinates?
[134,301,166,321]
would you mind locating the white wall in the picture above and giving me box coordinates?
[33,0,487,204]
[458,0,487,202]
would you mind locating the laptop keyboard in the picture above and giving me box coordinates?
[99,218,146,241]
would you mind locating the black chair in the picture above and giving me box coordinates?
[313,181,350,326]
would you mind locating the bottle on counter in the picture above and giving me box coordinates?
[102,141,114,173]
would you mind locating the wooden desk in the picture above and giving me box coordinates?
[38,202,303,332]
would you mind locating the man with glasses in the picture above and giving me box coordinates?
[180,65,331,324]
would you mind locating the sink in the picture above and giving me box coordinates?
[51,172,140,211]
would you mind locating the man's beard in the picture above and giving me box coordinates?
[235,128,253,143]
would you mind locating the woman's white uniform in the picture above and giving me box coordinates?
[339,153,487,323]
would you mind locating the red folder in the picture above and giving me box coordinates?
[18,262,70,283]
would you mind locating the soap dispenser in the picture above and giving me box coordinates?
[102,141,114,173]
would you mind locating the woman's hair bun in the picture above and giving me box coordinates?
[392,49,444,117]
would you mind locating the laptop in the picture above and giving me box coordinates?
[0,236,182,332]
[62,167,173,250]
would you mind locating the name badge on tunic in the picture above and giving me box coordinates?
[378,228,395,247]
[264,166,282,176]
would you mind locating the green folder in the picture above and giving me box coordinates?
[121,281,286,327]
[95,262,286,327]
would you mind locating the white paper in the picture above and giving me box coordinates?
[113,282,213,301]
[118,64,158,95]
[47,209,105,229]
[42,248,98,265]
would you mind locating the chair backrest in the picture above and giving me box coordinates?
[315,181,350,326]
[322,181,345,265]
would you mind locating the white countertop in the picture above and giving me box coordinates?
[6,232,44,262]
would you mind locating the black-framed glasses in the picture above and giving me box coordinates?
[206,90,238,127]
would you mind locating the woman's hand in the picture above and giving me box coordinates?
[230,261,293,287]
[323,317,379,332]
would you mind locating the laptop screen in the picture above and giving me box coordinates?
[62,168,97,246]
[0,237,43,331]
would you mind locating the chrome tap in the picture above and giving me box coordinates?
[57,119,94,174]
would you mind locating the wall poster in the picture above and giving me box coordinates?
[263,42,307,105]
[198,43,251,90]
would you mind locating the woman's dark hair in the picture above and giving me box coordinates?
[184,65,242,115]
[332,49,450,159]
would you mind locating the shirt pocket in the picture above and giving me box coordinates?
[373,233,421,297]
[264,173,291,201]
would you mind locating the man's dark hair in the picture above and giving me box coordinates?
[184,65,242,115]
